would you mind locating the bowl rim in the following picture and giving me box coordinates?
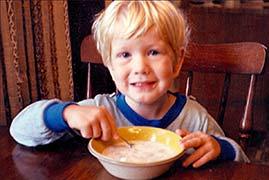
[88,126,185,167]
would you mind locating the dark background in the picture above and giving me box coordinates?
[68,0,115,101]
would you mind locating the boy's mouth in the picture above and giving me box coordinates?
[130,81,156,91]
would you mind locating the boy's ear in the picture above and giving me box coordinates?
[173,48,185,77]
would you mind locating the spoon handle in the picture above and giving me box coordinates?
[119,135,133,148]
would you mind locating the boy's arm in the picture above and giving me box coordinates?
[213,135,250,162]
[205,114,250,163]
[178,98,250,164]
[9,99,70,147]
[44,101,75,132]
[211,135,235,161]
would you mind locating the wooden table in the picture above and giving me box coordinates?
[1,127,268,180]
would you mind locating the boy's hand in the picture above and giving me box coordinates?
[63,105,119,141]
[176,129,221,168]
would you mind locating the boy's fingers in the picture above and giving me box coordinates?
[101,106,119,140]
[92,123,102,138]
[182,145,207,167]
[80,126,93,138]
[176,129,190,137]
[180,131,205,143]
[192,152,214,168]
[100,117,114,141]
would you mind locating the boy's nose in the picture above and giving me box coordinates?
[133,55,150,75]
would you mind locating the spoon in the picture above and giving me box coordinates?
[73,128,134,148]
[118,135,133,148]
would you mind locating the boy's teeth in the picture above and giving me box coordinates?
[136,82,145,86]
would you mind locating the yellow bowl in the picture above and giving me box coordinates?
[88,126,184,179]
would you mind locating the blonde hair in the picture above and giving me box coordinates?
[92,1,189,66]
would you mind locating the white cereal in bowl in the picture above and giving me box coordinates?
[102,140,176,163]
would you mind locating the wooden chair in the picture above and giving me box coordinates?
[181,42,267,150]
[80,35,267,150]
[80,35,115,99]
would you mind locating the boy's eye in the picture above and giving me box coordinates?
[148,50,160,56]
[119,52,130,58]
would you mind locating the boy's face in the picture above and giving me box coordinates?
[108,28,184,106]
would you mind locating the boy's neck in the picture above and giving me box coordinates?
[126,93,176,120]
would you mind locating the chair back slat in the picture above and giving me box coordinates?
[239,74,256,150]
[185,71,193,96]
[217,73,231,126]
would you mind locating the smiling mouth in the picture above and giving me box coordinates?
[130,82,156,90]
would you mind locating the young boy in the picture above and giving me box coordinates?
[10,1,249,168]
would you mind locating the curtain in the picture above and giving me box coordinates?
[0,0,73,126]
